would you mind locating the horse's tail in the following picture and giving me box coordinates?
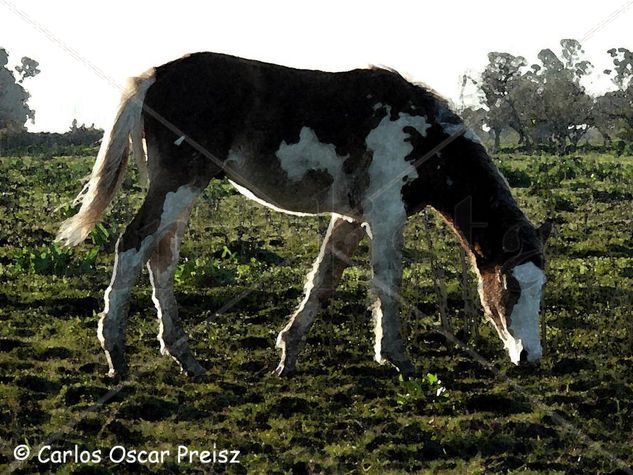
[56,70,155,247]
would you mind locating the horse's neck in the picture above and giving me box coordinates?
[411,142,527,268]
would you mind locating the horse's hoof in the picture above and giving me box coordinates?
[179,355,206,377]
[273,361,296,377]
[380,355,417,379]
[395,360,417,378]
[184,363,206,378]
[104,348,128,380]
[397,365,418,380]
[105,366,128,382]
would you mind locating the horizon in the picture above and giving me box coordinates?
[1,0,631,133]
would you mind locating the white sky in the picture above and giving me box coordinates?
[0,0,631,132]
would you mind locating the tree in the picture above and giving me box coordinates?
[513,39,593,152]
[538,74,593,150]
[605,47,633,89]
[560,39,592,79]
[599,48,633,141]
[592,94,618,145]
[67,118,103,145]
[14,56,40,83]
[460,106,491,142]
[478,52,532,149]
[0,48,40,131]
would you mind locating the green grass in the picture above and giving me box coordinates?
[0,152,632,473]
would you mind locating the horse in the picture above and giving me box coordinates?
[57,52,551,378]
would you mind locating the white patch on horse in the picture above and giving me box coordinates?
[508,262,546,363]
[161,186,198,227]
[363,111,431,224]
[361,222,373,239]
[275,127,345,181]
[174,135,186,146]
[365,112,430,188]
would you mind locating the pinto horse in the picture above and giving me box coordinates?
[58,52,551,378]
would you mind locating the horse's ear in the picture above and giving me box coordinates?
[538,220,553,244]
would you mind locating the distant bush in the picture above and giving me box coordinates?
[0,122,103,157]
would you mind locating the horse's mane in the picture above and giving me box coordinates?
[367,64,455,110]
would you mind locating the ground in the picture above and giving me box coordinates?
[0,151,632,474]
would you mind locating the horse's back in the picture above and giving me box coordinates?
[140,52,459,217]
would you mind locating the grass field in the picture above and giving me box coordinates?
[0,151,632,473]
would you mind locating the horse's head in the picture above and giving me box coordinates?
[477,221,552,365]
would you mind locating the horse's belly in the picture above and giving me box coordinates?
[224,128,360,217]
[226,173,354,217]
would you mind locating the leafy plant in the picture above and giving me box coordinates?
[396,373,448,406]
[13,243,98,276]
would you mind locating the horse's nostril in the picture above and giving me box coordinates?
[519,350,529,364]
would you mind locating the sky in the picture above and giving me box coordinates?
[0,0,631,133]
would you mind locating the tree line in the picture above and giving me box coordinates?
[461,39,633,154]
[0,47,102,156]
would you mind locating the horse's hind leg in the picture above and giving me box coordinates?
[147,200,204,376]
[275,215,366,376]
[98,178,207,378]
[99,240,144,378]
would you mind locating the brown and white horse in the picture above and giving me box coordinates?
[58,52,551,378]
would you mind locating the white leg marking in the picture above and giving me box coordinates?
[160,186,199,227]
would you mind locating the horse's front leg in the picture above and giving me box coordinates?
[275,215,366,376]
[367,210,416,376]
